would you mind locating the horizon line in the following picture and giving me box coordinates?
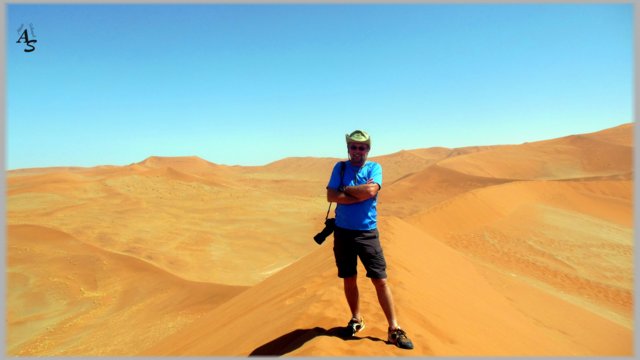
[5,122,633,172]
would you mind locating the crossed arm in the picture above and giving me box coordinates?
[326,179,380,204]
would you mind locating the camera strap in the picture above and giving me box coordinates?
[325,161,346,220]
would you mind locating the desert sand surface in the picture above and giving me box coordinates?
[6,123,633,355]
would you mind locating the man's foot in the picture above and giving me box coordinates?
[345,317,365,337]
[388,327,414,349]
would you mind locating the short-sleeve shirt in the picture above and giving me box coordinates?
[326,161,383,231]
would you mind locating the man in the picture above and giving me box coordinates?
[325,129,414,350]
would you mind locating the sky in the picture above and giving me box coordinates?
[6,3,634,169]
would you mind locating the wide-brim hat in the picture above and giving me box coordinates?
[345,130,371,146]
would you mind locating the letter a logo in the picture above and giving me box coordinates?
[16,29,37,52]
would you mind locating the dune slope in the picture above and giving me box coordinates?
[408,178,633,327]
[142,217,631,356]
[379,164,513,218]
[7,224,246,355]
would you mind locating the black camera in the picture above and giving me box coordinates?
[313,218,336,244]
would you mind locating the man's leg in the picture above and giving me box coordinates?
[344,275,361,320]
[371,278,399,330]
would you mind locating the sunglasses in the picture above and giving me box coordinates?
[349,145,369,151]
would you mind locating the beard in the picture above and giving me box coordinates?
[349,152,367,165]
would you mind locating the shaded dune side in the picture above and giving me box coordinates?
[141,217,630,356]
[7,225,247,355]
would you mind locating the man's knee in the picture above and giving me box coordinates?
[371,277,388,288]
[344,275,358,286]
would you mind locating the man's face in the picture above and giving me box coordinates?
[348,142,370,164]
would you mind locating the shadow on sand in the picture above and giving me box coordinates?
[250,326,387,356]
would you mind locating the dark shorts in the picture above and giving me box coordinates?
[333,226,387,279]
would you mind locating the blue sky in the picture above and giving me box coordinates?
[6,3,633,169]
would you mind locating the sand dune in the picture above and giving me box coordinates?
[379,164,513,218]
[8,160,324,286]
[136,155,229,174]
[580,123,634,147]
[7,224,246,355]
[6,122,633,355]
[371,146,507,184]
[142,217,631,356]
[369,148,451,183]
[408,179,633,326]
[254,157,339,180]
[235,156,340,198]
[131,156,236,187]
[437,124,633,180]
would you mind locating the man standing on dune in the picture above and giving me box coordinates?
[325,130,414,350]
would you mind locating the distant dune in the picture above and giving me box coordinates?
[436,124,632,180]
[7,123,634,355]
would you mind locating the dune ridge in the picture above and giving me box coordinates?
[7,122,633,355]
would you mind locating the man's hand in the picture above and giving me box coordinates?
[344,180,380,201]
[327,178,380,204]
[327,188,361,204]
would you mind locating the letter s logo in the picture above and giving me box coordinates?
[16,29,37,52]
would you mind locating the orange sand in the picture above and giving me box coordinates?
[6,123,634,355]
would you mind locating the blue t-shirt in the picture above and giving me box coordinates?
[326,161,383,231]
